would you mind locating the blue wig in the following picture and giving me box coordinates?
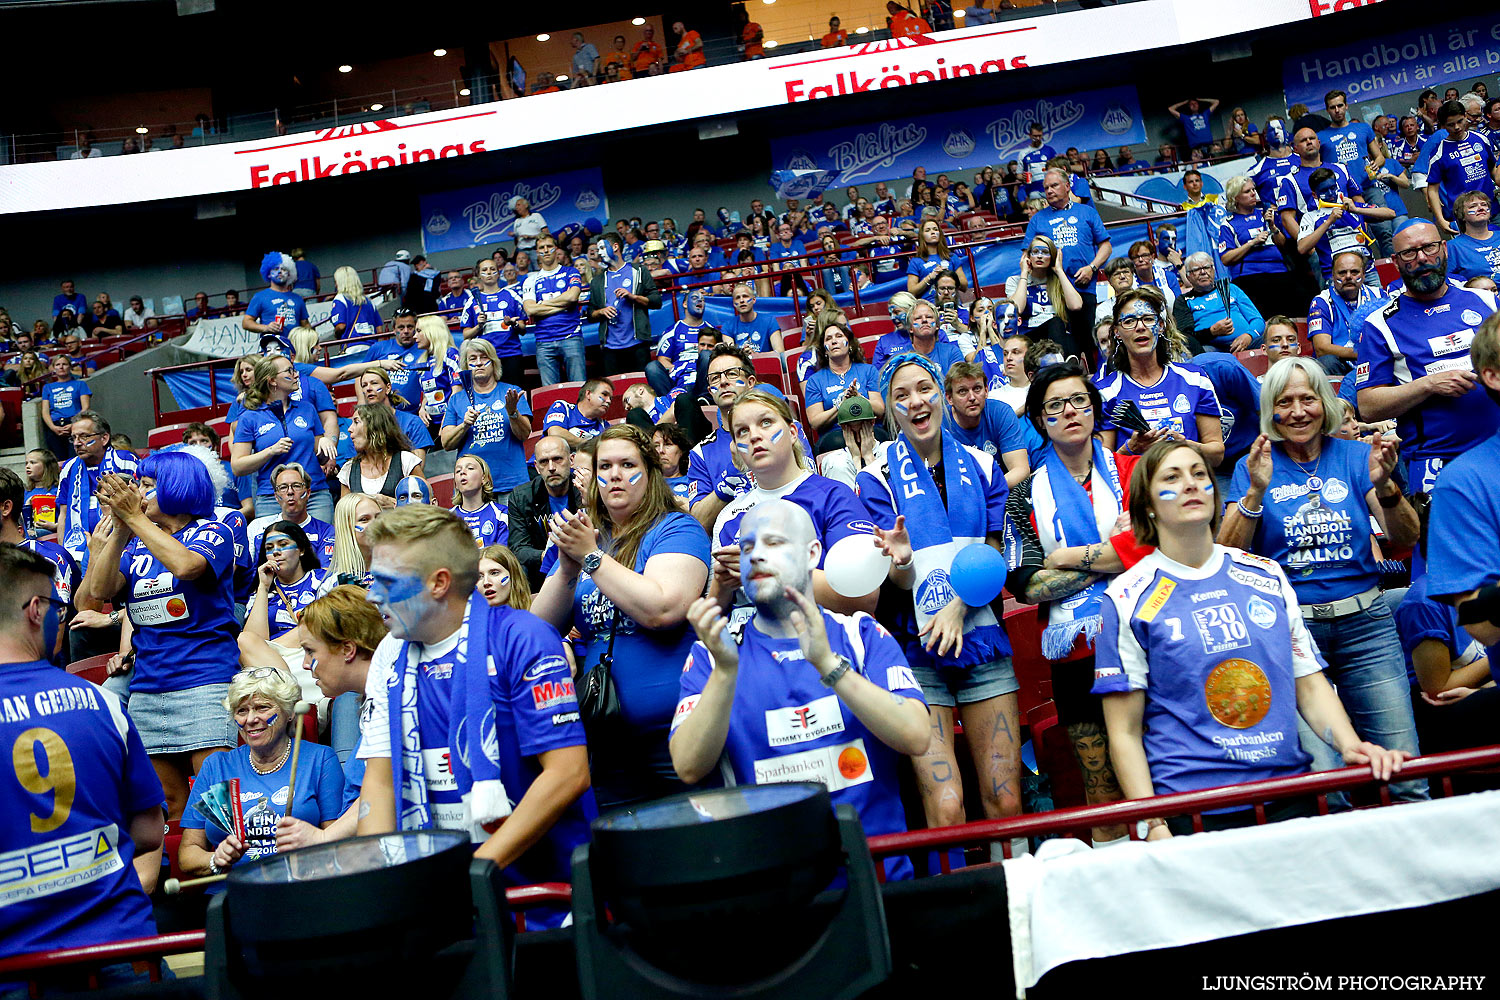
[139,451,215,520]
[260,251,297,286]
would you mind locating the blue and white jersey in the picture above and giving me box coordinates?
[40,379,89,422]
[0,662,162,962]
[437,289,474,324]
[1307,285,1385,351]
[254,568,328,633]
[521,266,585,344]
[1022,203,1110,292]
[712,472,873,572]
[1318,123,1379,190]
[244,289,308,352]
[1217,212,1285,279]
[1003,275,1058,328]
[1447,229,1500,282]
[419,348,463,422]
[1228,435,1378,604]
[57,450,138,566]
[329,295,381,339]
[213,504,254,605]
[181,743,349,881]
[463,288,526,357]
[721,312,782,353]
[543,400,608,441]
[453,501,509,548]
[442,382,533,492]
[1248,152,1298,209]
[1296,205,1376,279]
[685,407,815,505]
[1425,131,1495,217]
[248,514,334,568]
[657,319,709,393]
[803,363,881,413]
[120,518,238,693]
[1355,285,1500,462]
[1018,143,1056,196]
[1274,161,1361,219]
[1094,362,1223,441]
[600,265,638,350]
[942,398,1031,463]
[1093,545,1323,796]
[674,610,925,880]
[865,240,904,277]
[18,537,80,605]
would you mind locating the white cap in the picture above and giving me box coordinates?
[395,249,411,261]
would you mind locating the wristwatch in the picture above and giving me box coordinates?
[581,550,604,575]
[820,655,854,688]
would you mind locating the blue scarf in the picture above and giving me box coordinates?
[1029,438,1124,660]
[387,592,511,837]
[886,432,1006,669]
[62,449,133,567]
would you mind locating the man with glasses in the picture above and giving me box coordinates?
[1306,251,1386,376]
[521,236,586,386]
[1172,251,1266,353]
[246,463,335,568]
[56,410,137,571]
[686,345,812,530]
[1357,220,1500,498]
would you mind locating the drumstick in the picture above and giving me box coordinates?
[162,873,228,894]
[283,701,311,822]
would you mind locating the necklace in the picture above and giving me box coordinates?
[1072,460,1094,485]
[249,740,291,775]
[1288,447,1324,508]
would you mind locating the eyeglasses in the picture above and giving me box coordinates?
[1117,314,1160,330]
[1186,265,1215,275]
[707,369,749,387]
[22,594,67,615]
[1393,241,1444,263]
[275,482,309,495]
[236,666,290,681]
[69,433,101,445]
[1041,393,1094,415]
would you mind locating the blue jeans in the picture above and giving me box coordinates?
[536,336,586,386]
[1297,598,1427,805]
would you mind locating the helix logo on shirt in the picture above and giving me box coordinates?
[531,678,577,710]
[766,694,846,746]
[1136,578,1176,622]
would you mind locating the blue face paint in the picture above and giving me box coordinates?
[927,391,943,407]
[627,471,642,484]
[736,440,750,451]
[895,401,909,414]
[1272,413,1283,424]
[1045,416,1059,424]
[770,428,784,444]
[596,473,610,488]
[1158,490,1178,501]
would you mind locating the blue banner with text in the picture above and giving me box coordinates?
[1282,15,1500,108]
[768,85,1146,191]
[419,167,609,253]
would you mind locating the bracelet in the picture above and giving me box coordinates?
[893,555,914,571]
[1079,544,1098,572]
[1378,489,1403,508]
[108,609,121,626]
[1235,500,1264,519]
[208,858,221,875]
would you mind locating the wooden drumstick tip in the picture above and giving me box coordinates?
[293,701,311,716]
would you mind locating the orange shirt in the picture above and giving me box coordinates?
[889,11,931,37]
[600,51,630,79]
[631,39,664,73]
[742,22,764,58]
[821,29,848,47]
[677,30,706,68]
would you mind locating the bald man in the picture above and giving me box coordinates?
[671,500,930,879]
[1356,220,1500,496]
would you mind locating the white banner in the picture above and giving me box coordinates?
[179,296,352,359]
[1091,155,1257,214]
[0,0,1334,216]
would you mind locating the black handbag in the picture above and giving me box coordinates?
[577,609,624,738]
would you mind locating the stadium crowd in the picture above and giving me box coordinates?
[4,73,1500,986]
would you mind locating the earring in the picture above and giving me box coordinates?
[1148,512,1156,518]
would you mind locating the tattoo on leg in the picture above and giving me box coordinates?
[930,759,954,783]
[890,692,907,706]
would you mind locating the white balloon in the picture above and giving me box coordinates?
[823,534,892,598]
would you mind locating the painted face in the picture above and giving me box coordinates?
[395,476,432,505]
[1149,445,1216,530]
[737,503,815,605]
[366,544,438,640]
[358,374,389,405]
[887,364,943,446]
[264,531,300,573]
[234,694,288,750]
[1264,325,1301,359]
[1039,377,1094,445]
[594,439,649,515]
[477,557,512,607]
[1117,303,1162,355]
[731,401,792,474]
[300,632,342,698]
[1314,179,1343,204]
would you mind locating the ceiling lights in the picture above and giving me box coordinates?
[537,33,550,41]
[632,16,645,24]
[370,103,384,110]
[338,64,352,73]
[433,48,447,57]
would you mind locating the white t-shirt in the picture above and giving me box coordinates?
[990,381,1029,416]
[337,451,422,491]
[512,213,549,250]
[123,306,155,328]
[70,148,101,159]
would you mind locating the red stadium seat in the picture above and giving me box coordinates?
[775,314,802,332]
[428,473,455,508]
[784,348,807,400]
[532,381,584,418]
[750,353,787,394]
[857,335,880,359]
[850,316,895,338]
[1234,349,1270,377]
[66,654,113,686]
[336,399,357,418]
[146,423,189,451]
[781,327,804,350]
[603,371,647,421]
[1373,257,1399,288]
[523,430,545,461]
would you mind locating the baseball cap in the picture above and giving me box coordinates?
[395,250,411,261]
[837,395,875,425]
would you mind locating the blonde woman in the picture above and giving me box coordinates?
[231,355,335,519]
[451,453,508,547]
[315,492,384,596]
[290,325,401,386]
[330,265,382,339]
[414,314,462,425]
[477,544,531,609]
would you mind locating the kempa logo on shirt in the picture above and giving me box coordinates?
[766,694,846,746]
[753,738,873,790]
[887,665,918,691]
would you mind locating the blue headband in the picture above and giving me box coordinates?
[879,351,943,394]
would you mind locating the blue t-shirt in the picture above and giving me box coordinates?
[1307,286,1385,353]
[182,742,350,884]
[442,382,533,492]
[1095,362,1223,441]
[868,330,962,377]
[601,266,637,350]
[463,288,526,357]
[1183,110,1214,148]
[0,663,162,962]
[359,340,426,413]
[1018,143,1056,196]
[673,611,925,880]
[543,400,608,441]
[1228,436,1378,605]
[294,259,321,294]
[1447,229,1500,282]
[521,266,585,344]
[685,412,815,504]
[1189,353,1262,471]
[1217,212,1285,279]
[563,512,710,731]
[1318,123,1378,190]
[52,291,88,317]
[1355,285,1500,461]
[1426,131,1496,217]
[656,319,708,393]
[1248,152,1298,209]
[244,289,308,352]
[19,537,79,605]
[330,296,381,339]
[1023,203,1110,291]
[666,474,694,503]
[234,396,329,495]
[1093,546,1321,797]
[803,363,881,413]
[713,474,872,572]
[1395,575,1487,687]
[121,518,239,693]
[256,568,328,633]
[454,501,509,548]
[286,368,336,416]
[905,254,965,302]
[1425,428,1500,642]
[40,379,89,421]
[722,312,781,353]
[943,399,1029,463]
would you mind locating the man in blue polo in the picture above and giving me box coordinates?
[1357,220,1499,497]
[1023,168,1112,362]
[1423,99,1499,237]
[522,235,586,386]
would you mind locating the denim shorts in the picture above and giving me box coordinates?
[910,656,1018,708]
[129,683,238,755]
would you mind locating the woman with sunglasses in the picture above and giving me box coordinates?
[440,338,533,493]
[81,452,240,827]
[1095,439,1407,838]
[1095,289,1225,469]
[232,355,335,521]
[178,665,350,883]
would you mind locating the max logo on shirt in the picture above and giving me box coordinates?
[531,679,576,710]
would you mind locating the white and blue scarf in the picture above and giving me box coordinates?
[62,449,135,566]
[1029,438,1124,660]
[885,433,1006,669]
[387,591,511,839]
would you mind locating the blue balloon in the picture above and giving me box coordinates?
[950,543,1007,607]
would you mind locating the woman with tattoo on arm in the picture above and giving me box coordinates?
[1001,363,1152,846]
